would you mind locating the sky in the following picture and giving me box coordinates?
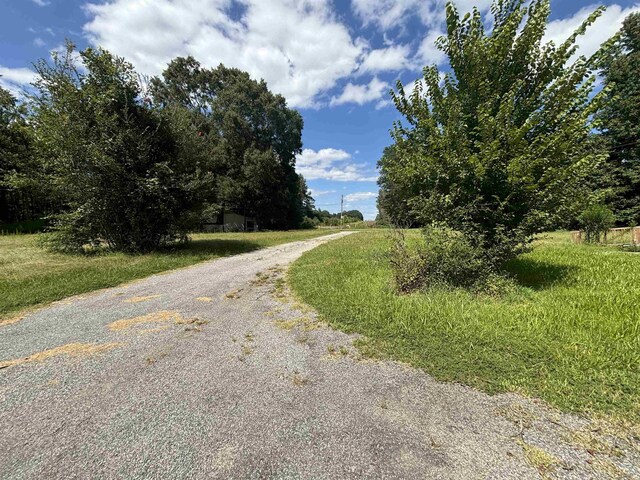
[1,0,639,220]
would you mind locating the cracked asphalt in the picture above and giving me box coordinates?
[1,231,638,479]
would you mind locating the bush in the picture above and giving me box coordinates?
[32,45,203,253]
[299,216,318,230]
[389,227,508,294]
[579,204,615,243]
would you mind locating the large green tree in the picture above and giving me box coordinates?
[380,0,608,265]
[32,45,207,252]
[377,145,419,226]
[596,12,640,226]
[151,58,307,229]
[0,85,50,227]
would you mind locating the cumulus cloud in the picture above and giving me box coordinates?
[0,66,37,97]
[344,192,377,202]
[83,0,365,108]
[296,148,377,182]
[359,44,411,73]
[544,3,640,61]
[352,0,424,30]
[352,0,493,30]
[418,29,446,66]
[330,77,389,106]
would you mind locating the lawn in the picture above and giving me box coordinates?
[0,229,333,320]
[289,230,640,421]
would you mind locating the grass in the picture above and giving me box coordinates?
[288,230,640,421]
[0,229,333,320]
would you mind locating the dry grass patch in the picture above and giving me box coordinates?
[225,289,242,299]
[516,439,561,477]
[0,315,26,327]
[0,342,120,369]
[292,373,309,387]
[108,310,186,331]
[124,294,161,303]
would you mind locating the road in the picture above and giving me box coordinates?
[1,231,637,479]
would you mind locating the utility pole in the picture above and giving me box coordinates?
[340,195,344,226]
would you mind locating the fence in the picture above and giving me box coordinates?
[571,226,640,245]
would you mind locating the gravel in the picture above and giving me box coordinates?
[1,231,638,479]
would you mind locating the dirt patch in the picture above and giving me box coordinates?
[0,342,120,369]
[196,297,213,302]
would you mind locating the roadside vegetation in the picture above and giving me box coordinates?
[0,229,332,320]
[289,230,640,421]
[377,2,640,294]
[1,46,317,252]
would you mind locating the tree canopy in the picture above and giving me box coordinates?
[379,0,608,265]
[151,57,308,230]
[596,12,640,226]
[31,45,209,251]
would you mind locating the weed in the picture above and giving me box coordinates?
[516,439,560,476]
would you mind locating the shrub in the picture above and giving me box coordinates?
[389,227,507,294]
[32,45,203,253]
[299,216,318,230]
[579,204,615,243]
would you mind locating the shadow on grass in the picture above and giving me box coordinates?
[162,239,264,257]
[504,257,576,290]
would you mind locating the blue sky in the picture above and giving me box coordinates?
[1,0,639,219]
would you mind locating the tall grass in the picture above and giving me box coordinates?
[289,230,640,421]
[0,229,333,319]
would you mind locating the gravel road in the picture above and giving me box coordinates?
[1,231,638,479]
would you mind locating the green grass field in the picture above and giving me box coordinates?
[0,229,333,320]
[289,230,640,421]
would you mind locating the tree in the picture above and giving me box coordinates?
[32,44,205,252]
[0,85,49,227]
[377,145,419,226]
[380,0,608,268]
[596,12,640,226]
[151,58,306,229]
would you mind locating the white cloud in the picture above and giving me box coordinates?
[544,4,640,61]
[309,189,335,196]
[0,67,37,97]
[352,0,424,30]
[359,44,410,73]
[33,37,46,47]
[296,148,377,182]
[32,0,50,6]
[344,192,377,202]
[418,29,446,66]
[330,77,389,106]
[83,0,365,108]
[352,0,493,30]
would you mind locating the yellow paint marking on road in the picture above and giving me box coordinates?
[0,342,121,369]
[123,294,162,304]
